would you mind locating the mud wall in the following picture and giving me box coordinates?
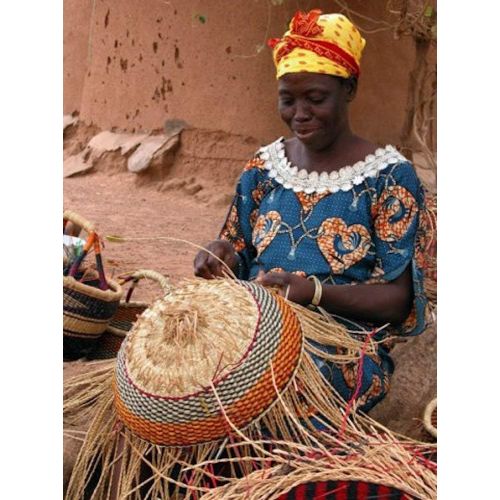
[64,0,434,147]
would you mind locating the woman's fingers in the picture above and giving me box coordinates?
[193,252,213,279]
[257,272,290,297]
[193,248,216,278]
[257,271,288,287]
[206,256,224,278]
[256,272,314,305]
[194,241,232,279]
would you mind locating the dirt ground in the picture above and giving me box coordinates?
[64,170,227,297]
[63,123,437,441]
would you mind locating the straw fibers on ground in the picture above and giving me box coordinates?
[64,277,436,499]
[200,437,436,499]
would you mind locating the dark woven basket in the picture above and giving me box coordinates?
[88,269,170,360]
[63,210,123,361]
[277,479,412,499]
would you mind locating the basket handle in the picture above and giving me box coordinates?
[118,269,171,303]
[423,397,437,438]
[63,210,108,291]
[63,210,95,234]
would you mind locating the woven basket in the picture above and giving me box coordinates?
[113,279,303,447]
[88,269,171,360]
[275,480,411,499]
[423,397,437,438]
[63,210,123,360]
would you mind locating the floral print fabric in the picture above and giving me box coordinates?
[219,138,430,412]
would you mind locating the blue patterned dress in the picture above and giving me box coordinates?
[219,137,430,412]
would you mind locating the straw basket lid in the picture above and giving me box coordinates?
[113,279,303,447]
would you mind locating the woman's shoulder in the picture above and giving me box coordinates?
[374,151,427,206]
[375,151,421,186]
[238,137,285,179]
[234,138,285,188]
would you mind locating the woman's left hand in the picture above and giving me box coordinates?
[255,271,315,306]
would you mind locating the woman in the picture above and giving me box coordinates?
[194,10,429,413]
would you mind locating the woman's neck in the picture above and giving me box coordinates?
[287,129,376,173]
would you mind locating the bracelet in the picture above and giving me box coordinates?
[307,275,323,307]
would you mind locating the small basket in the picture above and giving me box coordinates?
[88,269,171,360]
[63,210,123,360]
[423,397,437,439]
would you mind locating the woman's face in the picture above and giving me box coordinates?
[278,72,352,151]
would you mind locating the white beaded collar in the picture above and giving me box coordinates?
[257,137,407,194]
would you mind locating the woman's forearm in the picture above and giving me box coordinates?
[317,267,414,325]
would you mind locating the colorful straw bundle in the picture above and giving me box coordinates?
[63,211,123,360]
[64,277,390,499]
[199,436,437,499]
[88,269,172,360]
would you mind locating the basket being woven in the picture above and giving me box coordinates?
[88,269,171,360]
[113,279,303,446]
[63,210,123,360]
[65,277,393,499]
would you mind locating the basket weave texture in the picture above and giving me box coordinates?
[63,210,123,360]
[89,270,170,360]
[276,479,410,499]
[113,279,303,446]
[63,277,122,359]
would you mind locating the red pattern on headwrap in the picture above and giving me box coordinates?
[271,36,360,78]
[290,9,324,37]
[267,9,360,78]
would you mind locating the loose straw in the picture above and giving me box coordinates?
[105,234,237,280]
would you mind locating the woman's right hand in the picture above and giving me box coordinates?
[193,240,239,279]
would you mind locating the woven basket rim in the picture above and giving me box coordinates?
[423,397,437,438]
[120,283,277,402]
[113,281,304,446]
[116,300,149,308]
[104,301,149,336]
[103,326,128,338]
[63,276,123,302]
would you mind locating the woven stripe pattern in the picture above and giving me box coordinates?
[88,331,126,360]
[277,480,409,499]
[113,281,303,446]
[63,277,122,360]
[106,303,147,336]
[88,303,148,360]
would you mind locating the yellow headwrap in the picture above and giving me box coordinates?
[268,10,366,80]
